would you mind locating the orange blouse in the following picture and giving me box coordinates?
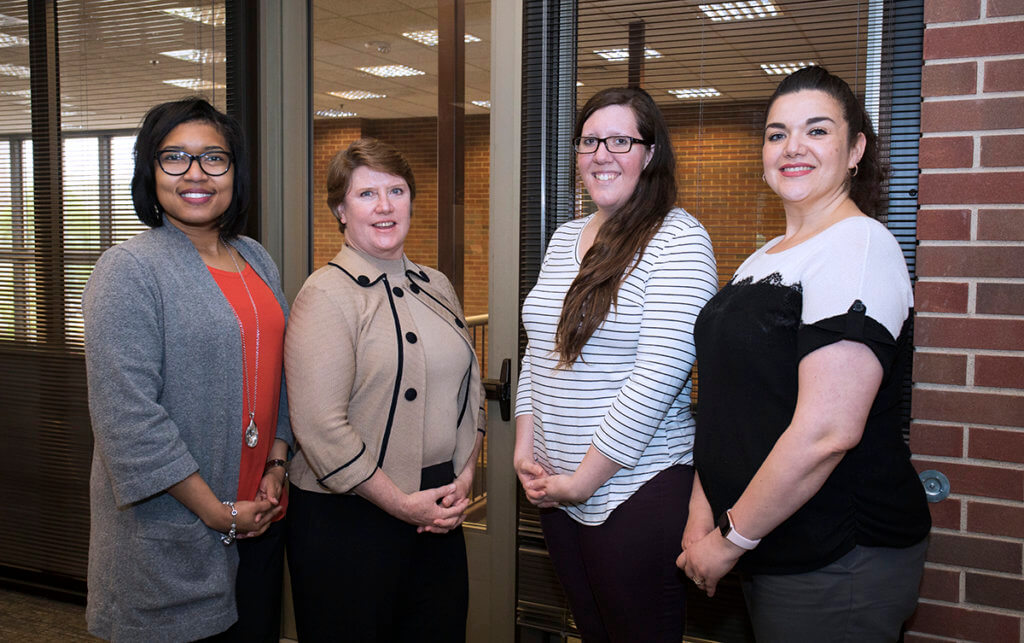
[209,263,288,517]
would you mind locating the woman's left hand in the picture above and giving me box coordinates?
[419,471,474,534]
[676,529,744,597]
[238,468,286,538]
[528,473,589,505]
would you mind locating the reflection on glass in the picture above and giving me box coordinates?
[312,0,491,526]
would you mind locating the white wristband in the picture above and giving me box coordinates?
[719,508,761,551]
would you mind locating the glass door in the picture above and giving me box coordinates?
[307,1,517,640]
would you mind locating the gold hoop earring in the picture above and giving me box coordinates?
[850,165,859,177]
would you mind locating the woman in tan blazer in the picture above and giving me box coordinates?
[284,138,485,643]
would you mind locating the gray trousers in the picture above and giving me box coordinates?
[741,538,928,643]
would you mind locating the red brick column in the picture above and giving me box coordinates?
[907,1,1024,641]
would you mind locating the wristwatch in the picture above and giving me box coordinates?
[717,508,761,550]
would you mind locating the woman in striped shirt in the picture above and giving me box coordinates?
[514,87,718,642]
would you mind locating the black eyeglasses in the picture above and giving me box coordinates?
[573,136,650,154]
[156,149,233,176]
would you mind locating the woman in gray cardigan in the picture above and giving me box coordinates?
[83,98,292,642]
[285,138,485,642]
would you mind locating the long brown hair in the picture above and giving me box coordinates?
[554,87,677,367]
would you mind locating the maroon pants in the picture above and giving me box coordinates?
[540,464,693,643]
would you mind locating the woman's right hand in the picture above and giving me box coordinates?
[515,457,560,508]
[682,473,715,551]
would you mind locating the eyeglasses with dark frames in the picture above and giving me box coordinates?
[573,136,651,154]
[156,149,233,176]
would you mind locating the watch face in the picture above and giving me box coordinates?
[717,511,731,536]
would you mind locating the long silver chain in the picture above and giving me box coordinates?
[222,239,260,447]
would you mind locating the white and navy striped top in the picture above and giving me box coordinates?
[516,208,718,525]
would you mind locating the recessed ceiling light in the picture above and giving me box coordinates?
[593,48,662,62]
[471,100,490,109]
[402,30,482,47]
[699,1,780,21]
[162,78,227,90]
[0,64,30,79]
[0,32,28,47]
[669,88,721,99]
[316,109,358,118]
[162,5,226,27]
[160,49,226,64]
[357,64,426,78]
[328,90,386,100]
[760,61,816,75]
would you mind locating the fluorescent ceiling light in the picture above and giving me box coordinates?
[760,61,816,75]
[162,78,226,90]
[162,4,226,26]
[593,48,662,62]
[402,30,482,47]
[160,49,226,64]
[471,100,490,109]
[669,88,721,99]
[316,109,358,118]
[357,64,425,78]
[0,64,30,79]
[0,32,28,47]
[328,90,386,100]
[699,1,780,21]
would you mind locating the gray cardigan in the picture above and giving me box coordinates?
[82,222,291,642]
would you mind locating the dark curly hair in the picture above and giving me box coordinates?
[766,66,884,216]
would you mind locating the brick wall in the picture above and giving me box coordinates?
[665,102,786,284]
[906,1,1024,641]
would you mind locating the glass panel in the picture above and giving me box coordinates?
[312,0,491,525]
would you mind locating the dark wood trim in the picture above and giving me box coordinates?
[226,0,261,241]
[28,0,64,344]
[628,20,645,88]
[436,0,466,300]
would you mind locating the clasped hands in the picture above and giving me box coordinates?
[675,510,744,598]
[406,473,474,535]
[229,467,288,539]
[515,458,592,507]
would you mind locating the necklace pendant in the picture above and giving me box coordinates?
[245,418,259,448]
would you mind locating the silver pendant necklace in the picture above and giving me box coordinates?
[223,240,260,448]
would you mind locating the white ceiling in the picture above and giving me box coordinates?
[0,0,871,133]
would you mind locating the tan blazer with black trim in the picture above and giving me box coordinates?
[285,244,485,495]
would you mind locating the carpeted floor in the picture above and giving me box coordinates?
[0,587,96,641]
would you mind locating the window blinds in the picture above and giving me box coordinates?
[0,0,229,590]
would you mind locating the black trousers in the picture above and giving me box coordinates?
[286,463,469,643]
[198,518,286,643]
[540,464,693,643]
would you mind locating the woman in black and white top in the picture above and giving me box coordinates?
[678,66,930,642]
[514,87,717,642]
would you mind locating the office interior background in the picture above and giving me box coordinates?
[0,1,1021,641]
